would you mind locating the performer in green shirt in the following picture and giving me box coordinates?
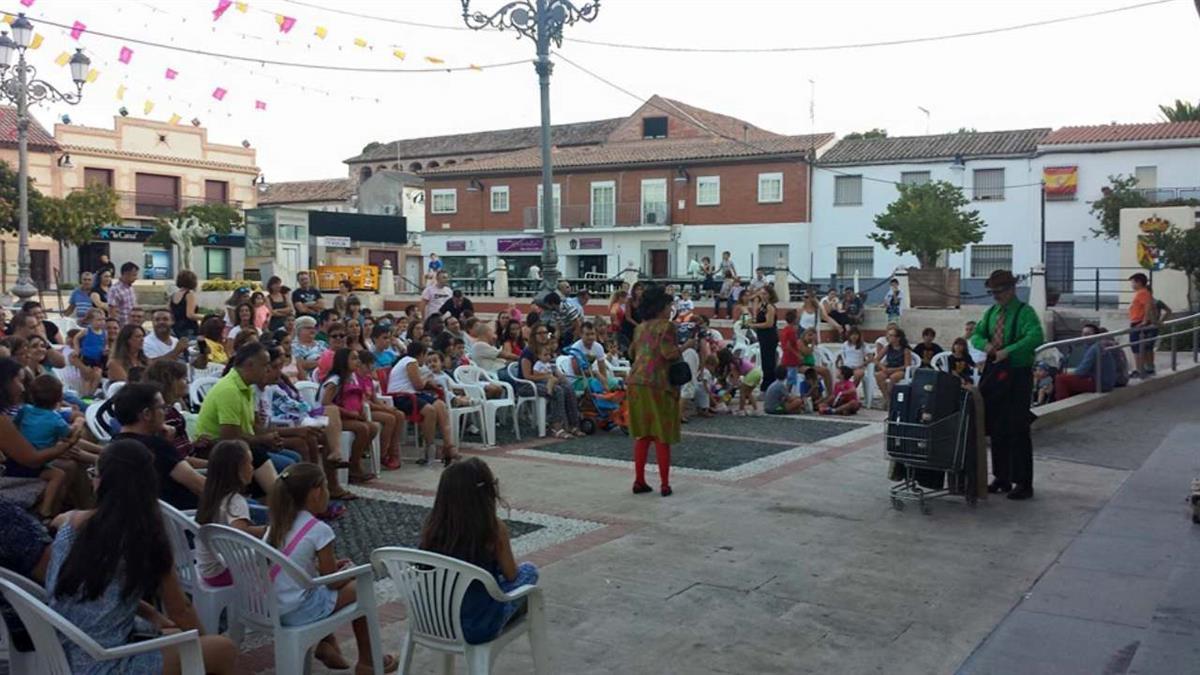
[971,269,1044,500]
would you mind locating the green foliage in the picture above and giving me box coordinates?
[955,127,978,134]
[1150,226,1200,311]
[150,202,244,247]
[1158,99,1200,122]
[0,161,119,246]
[870,180,985,269]
[200,279,262,292]
[843,128,887,140]
[1089,174,1148,240]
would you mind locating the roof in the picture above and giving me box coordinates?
[259,178,354,205]
[362,169,424,187]
[819,128,1050,166]
[345,118,624,164]
[421,133,835,176]
[656,97,785,142]
[1040,121,1200,145]
[0,107,59,152]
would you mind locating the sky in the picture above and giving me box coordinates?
[8,0,1200,183]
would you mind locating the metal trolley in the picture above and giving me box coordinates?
[884,390,976,514]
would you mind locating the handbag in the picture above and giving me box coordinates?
[668,360,692,387]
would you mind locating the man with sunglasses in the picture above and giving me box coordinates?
[970,269,1043,501]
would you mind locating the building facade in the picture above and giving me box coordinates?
[0,107,62,291]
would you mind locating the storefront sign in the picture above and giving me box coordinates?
[316,235,351,248]
[497,237,543,253]
[578,237,602,250]
[446,240,467,252]
[97,227,155,242]
[205,233,247,247]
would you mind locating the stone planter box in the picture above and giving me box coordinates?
[908,267,961,309]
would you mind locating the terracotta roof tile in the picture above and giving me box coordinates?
[1040,121,1200,145]
[819,128,1050,166]
[345,118,624,164]
[259,178,354,205]
[0,107,59,152]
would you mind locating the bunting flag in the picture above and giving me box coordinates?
[2,16,12,25]
[276,15,295,33]
[165,68,178,79]
[469,64,482,71]
[143,100,155,115]
[168,113,182,125]
[118,46,133,64]
[20,0,34,6]
[235,1,248,11]
[353,37,368,48]
[70,21,86,40]
[29,33,42,49]
[212,87,227,100]
[255,100,266,110]
[115,84,126,100]
[314,26,327,39]
[424,56,445,64]
[53,51,70,66]
[85,68,99,83]
[212,0,232,21]
[392,49,406,60]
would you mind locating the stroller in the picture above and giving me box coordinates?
[565,347,628,434]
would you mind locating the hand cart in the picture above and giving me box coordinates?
[884,390,977,514]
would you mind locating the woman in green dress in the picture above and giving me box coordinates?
[626,285,682,496]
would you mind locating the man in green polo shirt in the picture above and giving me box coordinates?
[195,342,284,489]
[970,269,1043,501]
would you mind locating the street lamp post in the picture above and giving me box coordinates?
[0,13,90,303]
[461,0,600,294]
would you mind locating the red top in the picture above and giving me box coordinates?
[779,324,802,367]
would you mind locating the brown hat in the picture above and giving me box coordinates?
[984,269,1018,290]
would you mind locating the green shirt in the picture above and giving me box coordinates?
[195,368,255,440]
[969,298,1044,368]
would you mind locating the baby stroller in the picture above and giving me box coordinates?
[565,347,627,434]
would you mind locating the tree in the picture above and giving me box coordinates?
[151,203,244,270]
[0,161,119,246]
[1089,174,1148,240]
[1158,99,1200,122]
[870,180,985,269]
[842,128,887,140]
[1150,226,1200,311]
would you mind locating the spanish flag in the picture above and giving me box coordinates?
[1043,166,1078,197]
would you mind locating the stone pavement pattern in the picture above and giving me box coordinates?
[228,378,1197,674]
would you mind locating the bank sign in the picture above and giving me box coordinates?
[97,227,155,242]
[497,238,543,253]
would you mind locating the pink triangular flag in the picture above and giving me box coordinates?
[118,46,133,64]
[165,68,178,80]
[20,0,35,7]
[70,21,86,40]
[212,87,227,101]
[276,15,296,33]
[213,0,232,21]
[254,100,266,111]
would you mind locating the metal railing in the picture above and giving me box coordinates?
[73,188,243,219]
[521,202,670,230]
[1034,310,1200,395]
[1049,267,1152,311]
[1134,187,1200,204]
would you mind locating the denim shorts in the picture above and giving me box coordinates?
[1129,324,1158,354]
[280,586,338,627]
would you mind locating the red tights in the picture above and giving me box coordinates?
[633,437,671,488]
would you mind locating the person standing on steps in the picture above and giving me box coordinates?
[970,269,1043,501]
[626,285,682,497]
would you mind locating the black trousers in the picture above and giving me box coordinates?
[987,366,1034,487]
[757,331,778,392]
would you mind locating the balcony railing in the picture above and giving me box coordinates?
[75,188,244,219]
[522,201,671,230]
[1135,187,1200,204]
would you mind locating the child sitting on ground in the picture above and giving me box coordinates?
[797,368,826,413]
[764,365,807,415]
[819,366,862,416]
[13,375,101,520]
[1033,361,1055,406]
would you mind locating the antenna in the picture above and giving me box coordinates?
[917,106,930,134]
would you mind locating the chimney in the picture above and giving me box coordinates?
[743,124,749,142]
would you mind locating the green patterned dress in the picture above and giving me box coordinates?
[627,318,681,444]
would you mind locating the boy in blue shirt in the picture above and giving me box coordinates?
[12,376,99,520]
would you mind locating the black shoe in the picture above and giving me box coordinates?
[1007,485,1034,500]
[632,482,652,494]
[987,480,1013,494]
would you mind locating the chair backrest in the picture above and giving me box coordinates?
[931,351,952,373]
[159,500,200,594]
[555,355,576,379]
[84,399,115,442]
[506,361,527,384]
[0,566,47,667]
[294,381,320,407]
[371,547,503,647]
[0,573,92,675]
[197,524,309,630]
[104,381,125,399]
[815,345,838,371]
[188,376,220,409]
[454,365,482,385]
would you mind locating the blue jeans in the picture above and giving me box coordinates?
[785,367,800,394]
[268,449,303,472]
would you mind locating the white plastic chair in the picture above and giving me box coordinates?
[455,365,518,446]
[0,567,45,674]
[814,345,838,372]
[506,362,546,438]
[159,501,240,639]
[0,570,207,675]
[188,376,220,410]
[930,351,951,374]
[294,381,320,408]
[371,547,549,675]
[441,379,485,447]
[103,380,125,399]
[605,354,631,378]
[84,399,115,442]
[198,524,385,675]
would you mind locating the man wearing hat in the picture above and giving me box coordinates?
[970,269,1044,500]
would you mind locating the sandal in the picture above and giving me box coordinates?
[329,490,359,501]
[355,653,400,675]
[553,429,571,439]
[382,456,402,471]
[325,457,352,469]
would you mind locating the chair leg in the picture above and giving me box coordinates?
[441,652,455,675]
[528,594,550,675]
[193,589,221,635]
[399,630,416,675]
[466,644,492,675]
[275,637,306,675]
[511,405,521,441]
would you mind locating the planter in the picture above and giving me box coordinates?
[908,267,961,309]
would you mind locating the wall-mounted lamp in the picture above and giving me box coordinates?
[467,178,484,192]
[56,153,73,168]
[674,166,689,182]
[241,140,252,149]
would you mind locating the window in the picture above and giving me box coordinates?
[442,255,487,279]
[640,178,668,225]
[758,173,784,203]
[205,247,231,280]
[970,244,1013,278]
[490,185,509,213]
[1134,165,1157,189]
[204,180,229,205]
[900,171,931,186]
[642,116,668,139]
[696,176,720,206]
[142,247,172,280]
[134,173,180,217]
[430,188,457,214]
[590,181,615,228]
[758,244,789,272]
[536,183,561,228]
[83,167,113,188]
[837,247,874,278]
[833,175,861,205]
[972,168,1005,200]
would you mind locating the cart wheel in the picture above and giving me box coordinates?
[890,497,904,511]
[580,418,596,435]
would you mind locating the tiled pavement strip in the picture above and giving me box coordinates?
[226,376,1199,674]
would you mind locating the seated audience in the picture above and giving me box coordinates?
[193,440,266,588]
[912,327,943,368]
[106,324,149,383]
[1054,324,1116,400]
[111,383,206,510]
[387,341,457,465]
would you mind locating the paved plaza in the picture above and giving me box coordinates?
[230,378,1200,674]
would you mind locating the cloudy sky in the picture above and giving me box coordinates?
[12,0,1199,182]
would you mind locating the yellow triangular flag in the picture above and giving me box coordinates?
[235,2,248,12]
[29,34,43,50]
[143,100,154,115]
[353,37,367,48]
[314,26,327,39]
[168,113,181,125]
[424,56,444,64]
[392,49,406,60]
[2,15,13,26]
[54,51,70,66]
[115,84,126,100]
[85,69,99,83]
[469,64,482,71]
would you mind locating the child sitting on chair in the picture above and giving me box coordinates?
[70,308,107,395]
[429,351,472,408]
